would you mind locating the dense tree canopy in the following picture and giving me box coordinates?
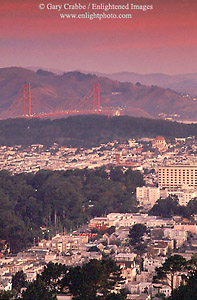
[21,277,57,300]
[65,259,124,300]
[128,223,149,254]
[39,262,66,293]
[149,196,197,218]
[21,260,125,300]
[0,291,14,300]
[0,115,196,147]
[12,270,27,292]
[168,270,197,300]
[0,167,143,253]
[153,255,187,292]
[128,223,148,246]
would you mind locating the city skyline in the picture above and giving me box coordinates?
[0,0,197,75]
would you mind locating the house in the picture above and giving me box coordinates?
[138,296,151,300]
[152,284,171,298]
[89,217,109,229]
[164,228,187,248]
[122,267,137,283]
[143,257,166,273]
[127,295,151,300]
[126,281,152,297]
[57,296,72,300]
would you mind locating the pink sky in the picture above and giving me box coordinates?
[0,0,197,74]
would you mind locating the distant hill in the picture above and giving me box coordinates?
[0,67,196,120]
[94,71,197,97]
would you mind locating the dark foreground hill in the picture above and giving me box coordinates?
[0,115,196,147]
[0,67,197,119]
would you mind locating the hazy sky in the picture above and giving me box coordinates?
[0,0,197,74]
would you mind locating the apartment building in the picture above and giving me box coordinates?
[136,186,160,206]
[158,164,197,190]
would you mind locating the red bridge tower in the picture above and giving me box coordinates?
[23,83,31,117]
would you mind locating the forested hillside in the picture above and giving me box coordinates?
[0,167,143,253]
[0,115,196,147]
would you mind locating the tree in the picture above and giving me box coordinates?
[21,277,57,300]
[62,259,124,300]
[105,292,127,300]
[186,198,197,217]
[153,255,187,293]
[155,292,167,300]
[0,167,142,253]
[12,270,27,292]
[128,223,148,246]
[106,226,116,235]
[0,291,13,300]
[39,262,66,293]
[110,167,123,182]
[149,196,181,218]
[87,245,100,252]
[167,269,197,300]
[22,259,124,300]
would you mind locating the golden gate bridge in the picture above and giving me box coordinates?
[4,82,121,119]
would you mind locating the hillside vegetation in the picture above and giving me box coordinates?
[0,167,143,253]
[0,115,196,147]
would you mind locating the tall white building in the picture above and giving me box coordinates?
[158,164,197,190]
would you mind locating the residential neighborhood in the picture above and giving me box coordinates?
[0,135,196,299]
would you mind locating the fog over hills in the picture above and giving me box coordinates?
[0,67,196,120]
